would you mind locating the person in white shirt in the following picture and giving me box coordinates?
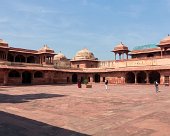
[105,80,108,90]
[154,80,159,93]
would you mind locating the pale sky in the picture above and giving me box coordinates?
[0,0,170,60]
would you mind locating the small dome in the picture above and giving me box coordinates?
[0,39,8,47]
[159,35,170,46]
[38,45,54,53]
[113,42,128,52]
[54,53,67,60]
[73,48,96,60]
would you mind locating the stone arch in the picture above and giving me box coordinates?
[22,71,32,84]
[15,55,25,62]
[7,53,14,62]
[94,73,100,83]
[72,73,78,83]
[0,50,5,60]
[34,71,43,78]
[125,72,135,83]
[27,56,36,63]
[137,71,146,83]
[149,71,160,84]
[8,70,20,78]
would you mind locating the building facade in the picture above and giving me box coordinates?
[0,35,170,85]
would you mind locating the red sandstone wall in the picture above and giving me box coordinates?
[8,78,21,85]
[52,72,71,84]
[32,78,47,85]
[71,61,98,68]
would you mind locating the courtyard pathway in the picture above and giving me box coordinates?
[0,84,170,136]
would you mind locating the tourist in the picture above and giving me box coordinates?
[77,80,81,88]
[154,80,159,93]
[105,79,108,90]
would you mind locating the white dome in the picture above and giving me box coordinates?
[54,53,67,60]
[73,48,96,60]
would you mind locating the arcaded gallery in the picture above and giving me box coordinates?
[0,35,170,85]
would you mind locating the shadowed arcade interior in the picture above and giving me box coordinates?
[149,71,160,83]
[137,71,146,83]
[125,72,135,83]
[22,71,32,84]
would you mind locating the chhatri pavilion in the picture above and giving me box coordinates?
[0,35,170,85]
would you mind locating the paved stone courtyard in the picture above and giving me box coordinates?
[0,84,170,136]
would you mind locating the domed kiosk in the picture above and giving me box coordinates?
[71,48,98,68]
[158,35,170,57]
[38,45,55,64]
[0,39,9,47]
[0,39,9,61]
[38,45,55,54]
[111,42,129,60]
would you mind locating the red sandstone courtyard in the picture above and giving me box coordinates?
[0,84,170,136]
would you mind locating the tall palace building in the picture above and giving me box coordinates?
[0,35,170,85]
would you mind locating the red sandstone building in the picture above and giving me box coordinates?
[0,35,170,85]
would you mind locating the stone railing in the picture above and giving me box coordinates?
[0,61,43,67]
[98,57,170,68]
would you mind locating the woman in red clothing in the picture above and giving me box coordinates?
[77,80,81,88]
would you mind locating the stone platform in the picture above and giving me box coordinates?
[0,84,170,136]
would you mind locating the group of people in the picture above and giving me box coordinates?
[77,79,160,92]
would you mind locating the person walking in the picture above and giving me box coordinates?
[105,79,108,90]
[154,80,159,93]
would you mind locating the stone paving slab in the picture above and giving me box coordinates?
[0,84,170,136]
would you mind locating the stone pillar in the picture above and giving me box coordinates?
[160,73,164,85]
[161,48,163,58]
[5,52,7,60]
[122,77,125,84]
[100,76,103,82]
[115,53,117,60]
[3,70,8,85]
[146,72,149,84]
[126,53,128,59]
[90,76,93,83]
[49,57,51,63]
[14,55,16,62]
[135,72,137,84]
[50,57,52,63]
[52,57,54,64]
